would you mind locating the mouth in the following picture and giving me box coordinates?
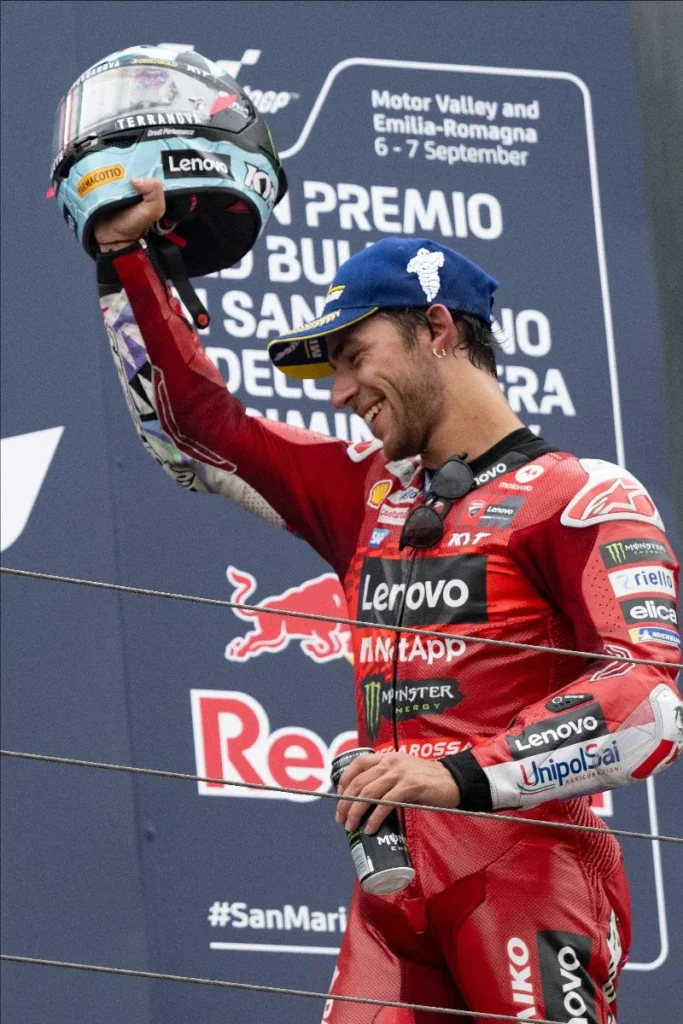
[363,399,386,426]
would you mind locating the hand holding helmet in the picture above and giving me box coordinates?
[51,44,287,275]
[95,177,165,251]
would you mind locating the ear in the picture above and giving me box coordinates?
[425,304,460,355]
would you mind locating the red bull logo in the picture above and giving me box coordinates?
[191,689,358,800]
[225,566,353,663]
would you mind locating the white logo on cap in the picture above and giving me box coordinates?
[407,248,445,302]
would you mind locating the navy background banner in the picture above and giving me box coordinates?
[1,2,680,1022]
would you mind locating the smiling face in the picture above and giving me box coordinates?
[328,313,446,461]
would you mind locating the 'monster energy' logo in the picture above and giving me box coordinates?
[599,536,670,568]
[362,675,462,740]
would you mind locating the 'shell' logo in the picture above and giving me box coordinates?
[225,566,352,663]
[191,689,357,800]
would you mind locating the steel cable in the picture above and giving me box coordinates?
[2,572,680,1023]
[2,749,680,844]
[2,566,681,670]
[0,954,570,1023]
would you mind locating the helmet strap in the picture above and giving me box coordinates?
[150,238,211,330]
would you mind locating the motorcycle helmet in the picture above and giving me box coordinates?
[51,44,287,277]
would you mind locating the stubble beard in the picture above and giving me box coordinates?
[382,362,445,461]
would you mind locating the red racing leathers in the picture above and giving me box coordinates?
[98,243,682,1023]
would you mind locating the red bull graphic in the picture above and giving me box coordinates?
[191,689,358,800]
[225,566,352,663]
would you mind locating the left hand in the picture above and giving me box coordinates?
[335,752,461,835]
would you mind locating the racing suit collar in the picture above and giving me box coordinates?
[465,427,549,477]
[423,428,555,493]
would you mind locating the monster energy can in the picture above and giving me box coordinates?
[331,747,415,895]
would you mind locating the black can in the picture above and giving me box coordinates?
[331,747,415,895]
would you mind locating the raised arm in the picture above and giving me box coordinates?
[95,180,378,575]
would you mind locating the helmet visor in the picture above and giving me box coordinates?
[53,61,253,169]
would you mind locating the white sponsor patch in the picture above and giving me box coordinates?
[561,459,664,529]
[608,565,675,598]
[385,457,421,485]
[628,626,681,648]
[515,463,544,483]
[377,504,410,526]
[602,910,622,1004]
[359,633,466,665]
[386,485,420,505]
[507,937,538,1018]
[447,531,491,547]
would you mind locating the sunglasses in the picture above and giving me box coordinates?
[400,457,474,550]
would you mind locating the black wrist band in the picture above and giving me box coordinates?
[439,749,493,812]
[96,241,143,291]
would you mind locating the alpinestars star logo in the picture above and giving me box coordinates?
[583,479,654,520]
[561,459,663,529]
[407,248,445,301]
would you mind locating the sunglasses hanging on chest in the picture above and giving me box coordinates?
[399,439,553,550]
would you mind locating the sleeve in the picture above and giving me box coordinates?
[97,242,380,575]
[442,460,682,812]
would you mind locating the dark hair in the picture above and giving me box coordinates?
[378,307,499,377]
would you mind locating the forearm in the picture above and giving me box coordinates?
[97,242,370,569]
[444,661,682,813]
[99,259,285,524]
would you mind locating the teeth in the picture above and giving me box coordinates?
[364,401,384,424]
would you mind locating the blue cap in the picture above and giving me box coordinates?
[267,237,498,379]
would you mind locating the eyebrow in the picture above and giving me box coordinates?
[327,330,358,367]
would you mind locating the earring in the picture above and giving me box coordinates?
[432,346,446,358]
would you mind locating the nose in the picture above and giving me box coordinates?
[331,368,357,410]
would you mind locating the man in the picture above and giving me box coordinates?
[95,179,681,1023]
